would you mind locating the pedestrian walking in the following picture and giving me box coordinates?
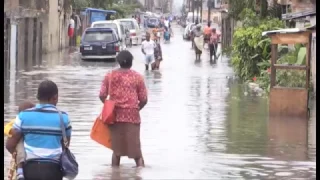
[191,19,199,48]
[6,80,73,180]
[204,22,212,47]
[141,32,156,70]
[209,28,220,62]
[192,24,204,61]
[68,15,75,47]
[99,50,148,167]
[153,37,163,70]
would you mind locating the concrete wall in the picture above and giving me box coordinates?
[289,0,316,94]
[291,0,315,12]
[4,0,72,72]
[45,0,70,53]
[311,32,316,95]
[202,10,222,23]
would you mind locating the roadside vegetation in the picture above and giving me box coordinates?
[227,0,307,93]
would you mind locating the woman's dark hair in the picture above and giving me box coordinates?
[37,80,58,101]
[116,50,133,68]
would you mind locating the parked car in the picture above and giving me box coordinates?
[80,28,120,61]
[91,20,126,50]
[118,18,142,45]
[183,23,196,40]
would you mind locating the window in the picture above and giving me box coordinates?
[120,21,135,30]
[93,23,119,34]
[83,31,115,42]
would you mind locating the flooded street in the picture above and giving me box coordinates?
[4,25,316,179]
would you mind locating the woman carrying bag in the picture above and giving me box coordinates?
[99,50,148,167]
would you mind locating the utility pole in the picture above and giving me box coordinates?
[200,0,203,22]
[207,0,211,24]
[192,0,195,22]
[196,0,199,23]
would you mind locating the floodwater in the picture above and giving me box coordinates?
[4,25,316,179]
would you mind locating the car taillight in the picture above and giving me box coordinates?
[115,45,119,52]
[130,32,136,36]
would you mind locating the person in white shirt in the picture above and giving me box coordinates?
[141,33,156,70]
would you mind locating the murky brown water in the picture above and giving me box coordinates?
[4,26,316,179]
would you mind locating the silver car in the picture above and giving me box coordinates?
[183,23,196,40]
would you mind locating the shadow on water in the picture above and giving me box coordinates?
[4,26,316,179]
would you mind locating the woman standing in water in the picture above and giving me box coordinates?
[99,50,148,167]
[192,24,204,61]
[153,36,163,70]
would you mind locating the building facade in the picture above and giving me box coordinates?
[4,0,72,70]
[281,0,316,94]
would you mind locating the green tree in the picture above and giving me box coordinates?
[228,0,255,20]
[260,0,268,18]
[231,8,284,80]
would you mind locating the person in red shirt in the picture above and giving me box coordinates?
[204,22,212,47]
[99,50,148,167]
[209,28,220,61]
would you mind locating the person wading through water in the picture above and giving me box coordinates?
[99,50,148,167]
[192,24,204,61]
[141,32,156,70]
[153,35,163,70]
[204,22,212,47]
[6,80,72,180]
[191,19,199,49]
[209,28,220,62]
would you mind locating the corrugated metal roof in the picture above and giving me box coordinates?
[282,10,316,20]
[82,8,117,14]
[262,24,316,36]
[262,28,306,36]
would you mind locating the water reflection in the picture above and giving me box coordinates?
[267,117,308,161]
[225,83,268,155]
[94,168,143,180]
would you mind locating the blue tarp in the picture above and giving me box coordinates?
[80,8,117,24]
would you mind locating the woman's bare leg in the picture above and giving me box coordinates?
[112,153,121,167]
[155,60,161,70]
[134,157,145,167]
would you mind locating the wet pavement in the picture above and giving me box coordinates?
[4,25,316,179]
